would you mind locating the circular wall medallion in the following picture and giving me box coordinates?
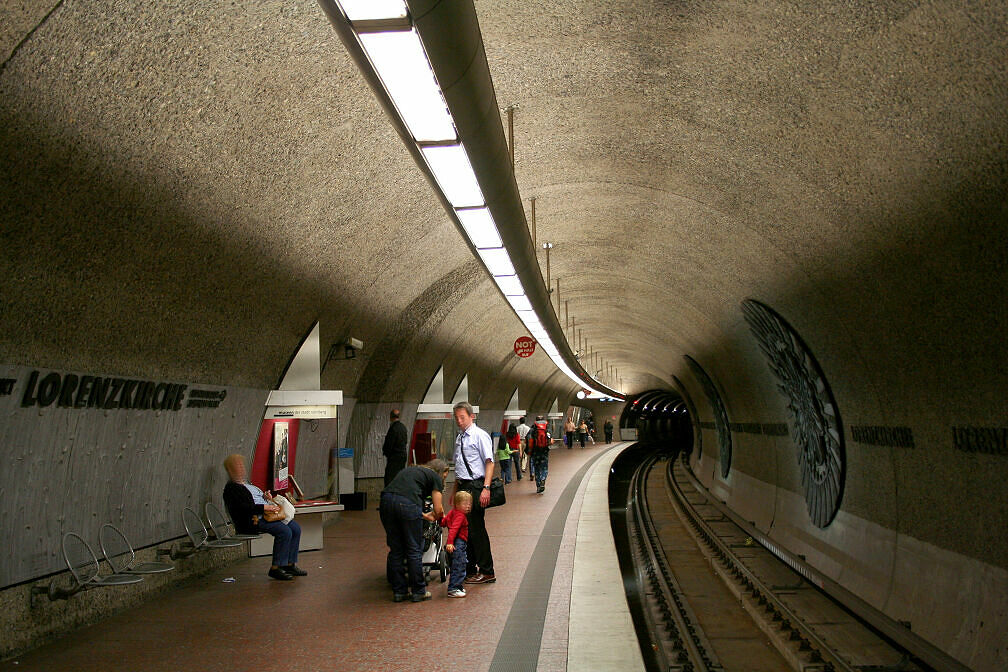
[684,356,731,479]
[742,299,845,528]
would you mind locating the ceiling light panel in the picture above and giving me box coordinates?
[358,30,456,142]
[421,144,484,207]
[476,247,516,276]
[338,0,408,21]
[507,294,533,312]
[494,275,523,296]
[456,207,502,249]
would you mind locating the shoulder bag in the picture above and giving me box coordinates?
[460,442,506,508]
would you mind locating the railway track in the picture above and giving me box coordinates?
[620,450,949,672]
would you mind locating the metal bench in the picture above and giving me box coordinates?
[100,524,175,575]
[32,532,144,601]
[205,502,259,541]
[158,507,244,560]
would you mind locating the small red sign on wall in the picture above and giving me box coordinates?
[514,336,537,358]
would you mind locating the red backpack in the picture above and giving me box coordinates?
[533,424,549,449]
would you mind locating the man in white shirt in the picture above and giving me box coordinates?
[453,401,496,584]
[515,416,531,481]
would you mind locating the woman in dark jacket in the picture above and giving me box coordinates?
[223,454,304,581]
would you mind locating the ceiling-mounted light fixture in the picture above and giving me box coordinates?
[323,0,621,400]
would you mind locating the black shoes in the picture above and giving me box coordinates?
[268,568,293,581]
[411,591,432,602]
[536,485,545,494]
[282,564,307,576]
[393,593,408,602]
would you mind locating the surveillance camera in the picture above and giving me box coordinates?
[345,337,363,350]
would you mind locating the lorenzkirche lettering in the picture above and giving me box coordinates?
[20,370,188,411]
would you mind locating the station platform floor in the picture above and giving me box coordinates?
[1,442,643,672]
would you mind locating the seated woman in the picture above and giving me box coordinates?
[222,454,305,581]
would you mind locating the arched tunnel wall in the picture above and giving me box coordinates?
[0,1,1005,668]
[667,292,1006,670]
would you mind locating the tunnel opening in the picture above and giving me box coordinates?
[620,389,693,456]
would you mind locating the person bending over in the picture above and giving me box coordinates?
[380,458,449,602]
[222,454,305,581]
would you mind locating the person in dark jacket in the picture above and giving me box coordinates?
[382,409,409,486]
[380,458,449,603]
[223,454,305,581]
[604,418,614,443]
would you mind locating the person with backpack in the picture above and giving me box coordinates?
[526,415,553,494]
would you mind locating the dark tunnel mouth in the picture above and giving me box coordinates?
[620,389,694,454]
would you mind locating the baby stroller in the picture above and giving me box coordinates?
[421,498,448,583]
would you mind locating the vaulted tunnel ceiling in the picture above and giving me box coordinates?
[0,0,1004,407]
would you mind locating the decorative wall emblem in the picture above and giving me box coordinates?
[672,375,701,461]
[742,299,845,528]
[683,356,731,478]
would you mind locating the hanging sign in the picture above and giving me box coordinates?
[514,336,537,358]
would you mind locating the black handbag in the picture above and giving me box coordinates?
[460,445,506,508]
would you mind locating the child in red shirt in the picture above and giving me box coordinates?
[441,490,472,598]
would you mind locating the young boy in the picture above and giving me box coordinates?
[441,490,472,598]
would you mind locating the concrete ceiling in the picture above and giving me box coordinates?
[1,0,1004,407]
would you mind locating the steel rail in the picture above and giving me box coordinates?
[628,455,722,671]
[676,459,969,672]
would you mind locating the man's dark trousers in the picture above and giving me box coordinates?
[461,483,493,576]
[384,454,406,487]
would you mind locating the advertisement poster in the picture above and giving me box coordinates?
[273,421,289,490]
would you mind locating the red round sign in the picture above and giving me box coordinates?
[514,336,536,358]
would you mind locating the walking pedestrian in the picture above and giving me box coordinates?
[496,433,514,484]
[564,417,576,450]
[577,419,588,448]
[452,402,496,585]
[604,418,614,443]
[516,417,531,480]
[506,423,521,482]
[382,409,409,487]
[527,415,553,493]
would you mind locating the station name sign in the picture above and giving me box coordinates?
[17,369,225,412]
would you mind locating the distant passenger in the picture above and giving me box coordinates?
[222,454,305,581]
[452,401,496,585]
[527,416,552,493]
[382,409,409,487]
[577,420,589,448]
[380,458,449,602]
[506,423,522,482]
[564,417,576,449]
[604,418,614,443]
[516,416,532,480]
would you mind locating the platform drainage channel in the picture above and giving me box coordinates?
[487,447,616,672]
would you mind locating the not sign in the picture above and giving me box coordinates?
[514,336,537,358]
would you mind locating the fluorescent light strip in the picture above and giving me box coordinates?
[338,0,408,21]
[421,145,484,207]
[477,247,515,276]
[334,8,621,399]
[456,207,502,249]
[494,274,523,295]
[507,294,533,312]
[358,30,456,142]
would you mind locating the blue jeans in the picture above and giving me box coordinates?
[256,519,301,567]
[448,538,468,592]
[379,492,424,596]
[500,458,512,483]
